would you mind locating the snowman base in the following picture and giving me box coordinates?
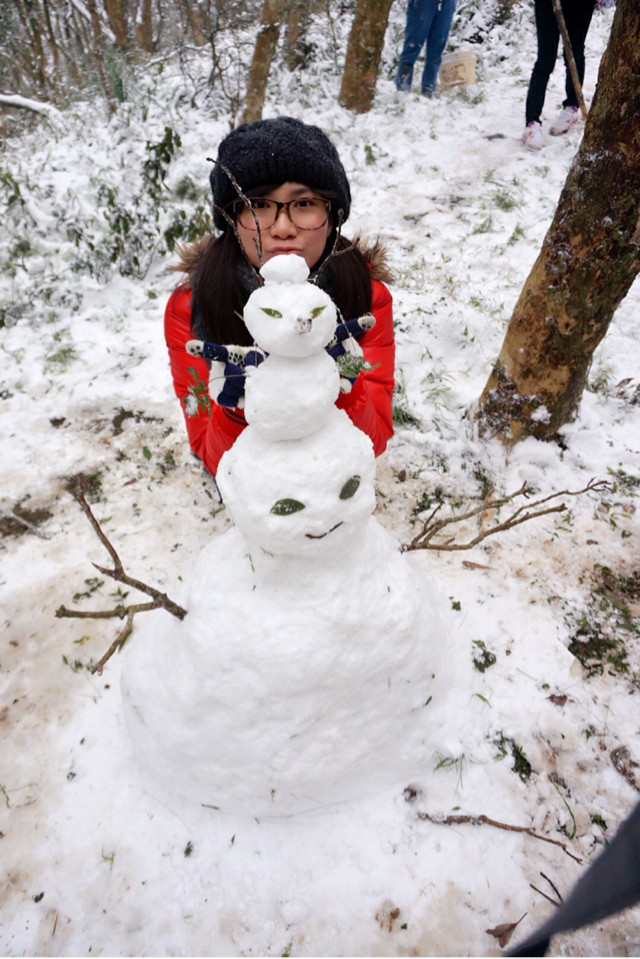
[122,519,452,817]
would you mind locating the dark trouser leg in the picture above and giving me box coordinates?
[525,0,559,124]
[421,0,456,95]
[396,0,438,91]
[561,0,595,107]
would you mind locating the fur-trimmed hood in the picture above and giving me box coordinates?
[171,234,395,286]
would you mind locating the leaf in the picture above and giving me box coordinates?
[260,307,282,318]
[142,446,151,460]
[548,694,568,707]
[339,475,361,500]
[270,498,306,516]
[486,913,526,948]
[462,560,493,570]
[310,306,326,318]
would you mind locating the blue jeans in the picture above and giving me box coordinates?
[396,0,457,95]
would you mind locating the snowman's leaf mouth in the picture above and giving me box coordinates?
[306,521,344,540]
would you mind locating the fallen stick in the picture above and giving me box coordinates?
[418,812,583,863]
[403,478,608,552]
[56,476,187,673]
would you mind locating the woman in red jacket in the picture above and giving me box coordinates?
[165,116,395,477]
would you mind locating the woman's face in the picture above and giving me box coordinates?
[237,182,332,270]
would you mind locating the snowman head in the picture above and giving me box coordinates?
[217,412,376,559]
[243,254,337,358]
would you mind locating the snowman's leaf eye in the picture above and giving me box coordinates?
[310,306,326,319]
[339,476,361,500]
[271,498,306,515]
[260,307,283,318]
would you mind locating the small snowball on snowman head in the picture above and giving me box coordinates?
[260,254,310,285]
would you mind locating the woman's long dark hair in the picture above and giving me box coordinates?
[190,198,373,346]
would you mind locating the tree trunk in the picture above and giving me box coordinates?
[242,0,287,124]
[104,0,130,49]
[86,0,116,112]
[476,0,640,445]
[285,0,309,71]
[136,0,154,50]
[337,0,394,113]
[181,0,209,45]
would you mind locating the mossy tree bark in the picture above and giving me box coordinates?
[338,0,394,114]
[242,0,287,124]
[477,0,640,444]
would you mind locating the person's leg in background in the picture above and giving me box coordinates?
[421,0,457,96]
[561,0,595,107]
[550,0,595,133]
[525,0,560,125]
[396,0,438,92]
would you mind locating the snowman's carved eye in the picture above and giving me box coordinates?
[260,307,283,318]
[339,476,361,500]
[310,306,326,319]
[271,498,306,515]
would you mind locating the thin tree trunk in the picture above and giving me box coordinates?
[20,0,50,93]
[182,0,209,44]
[242,0,287,124]
[136,0,153,50]
[42,0,60,77]
[338,0,394,113]
[285,0,309,71]
[476,0,640,444]
[86,0,116,112]
[104,0,130,48]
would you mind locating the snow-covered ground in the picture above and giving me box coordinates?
[2,3,640,955]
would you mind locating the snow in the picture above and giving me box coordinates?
[2,3,640,955]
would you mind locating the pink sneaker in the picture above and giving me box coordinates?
[522,121,543,150]
[550,106,580,135]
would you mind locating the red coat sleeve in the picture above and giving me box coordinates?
[164,287,247,476]
[335,279,395,456]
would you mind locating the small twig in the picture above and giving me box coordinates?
[530,884,560,907]
[213,202,263,286]
[92,608,135,674]
[417,812,583,863]
[57,477,187,673]
[314,209,345,283]
[55,600,164,620]
[540,871,563,903]
[403,479,608,552]
[208,158,264,268]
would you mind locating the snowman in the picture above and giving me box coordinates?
[122,255,456,816]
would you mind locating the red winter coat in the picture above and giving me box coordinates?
[164,241,395,477]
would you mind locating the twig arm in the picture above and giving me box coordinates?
[91,609,136,674]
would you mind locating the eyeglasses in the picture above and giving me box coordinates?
[235,196,330,232]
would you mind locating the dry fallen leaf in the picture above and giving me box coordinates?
[548,694,568,707]
[486,912,527,949]
[462,561,494,570]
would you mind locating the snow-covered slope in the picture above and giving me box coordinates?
[2,3,640,954]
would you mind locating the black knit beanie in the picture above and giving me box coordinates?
[210,116,351,231]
